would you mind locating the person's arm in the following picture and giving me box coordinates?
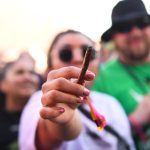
[35,66,95,150]
[128,94,150,140]
[36,110,82,150]
[129,94,150,125]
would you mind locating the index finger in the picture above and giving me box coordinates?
[47,66,95,81]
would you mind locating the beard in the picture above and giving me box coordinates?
[122,47,150,61]
[117,37,150,62]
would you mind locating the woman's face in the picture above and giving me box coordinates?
[1,59,38,99]
[50,33,99,75]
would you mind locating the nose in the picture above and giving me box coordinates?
[23,72,33,81]
[130,26,142,35]
[72,49,83,63]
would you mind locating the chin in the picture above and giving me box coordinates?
[126,44,149,60]
[129,51,149,61]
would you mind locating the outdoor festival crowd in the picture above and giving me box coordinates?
[1,0,150,150]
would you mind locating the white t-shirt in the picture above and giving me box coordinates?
[19,91,135,150]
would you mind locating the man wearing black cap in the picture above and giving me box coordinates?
[92,0,150,149]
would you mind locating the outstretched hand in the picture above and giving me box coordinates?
[40,66,95,124]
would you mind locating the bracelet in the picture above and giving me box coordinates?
[129,115,147,141]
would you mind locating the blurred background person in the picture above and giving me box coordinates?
[18,51,36,67]
[18,51,44,89]
[19,29,135,150]
[92,0,150,149]
[99,41,118,63]
[0,56,39,150]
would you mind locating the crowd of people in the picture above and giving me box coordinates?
[0,0,150,150]
[0,53,39,149]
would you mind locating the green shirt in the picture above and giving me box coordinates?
[92,60,150,150]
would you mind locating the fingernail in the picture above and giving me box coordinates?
[57,107,65,113]
[86,72,95,80]
[76,98,83,103]
[83,88,90,96]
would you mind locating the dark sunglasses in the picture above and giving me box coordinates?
[59,45,96,63]
[114,17,150,33]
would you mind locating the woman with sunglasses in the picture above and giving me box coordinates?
[19,30,135,150]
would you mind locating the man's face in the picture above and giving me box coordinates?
[113,19,150,62]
